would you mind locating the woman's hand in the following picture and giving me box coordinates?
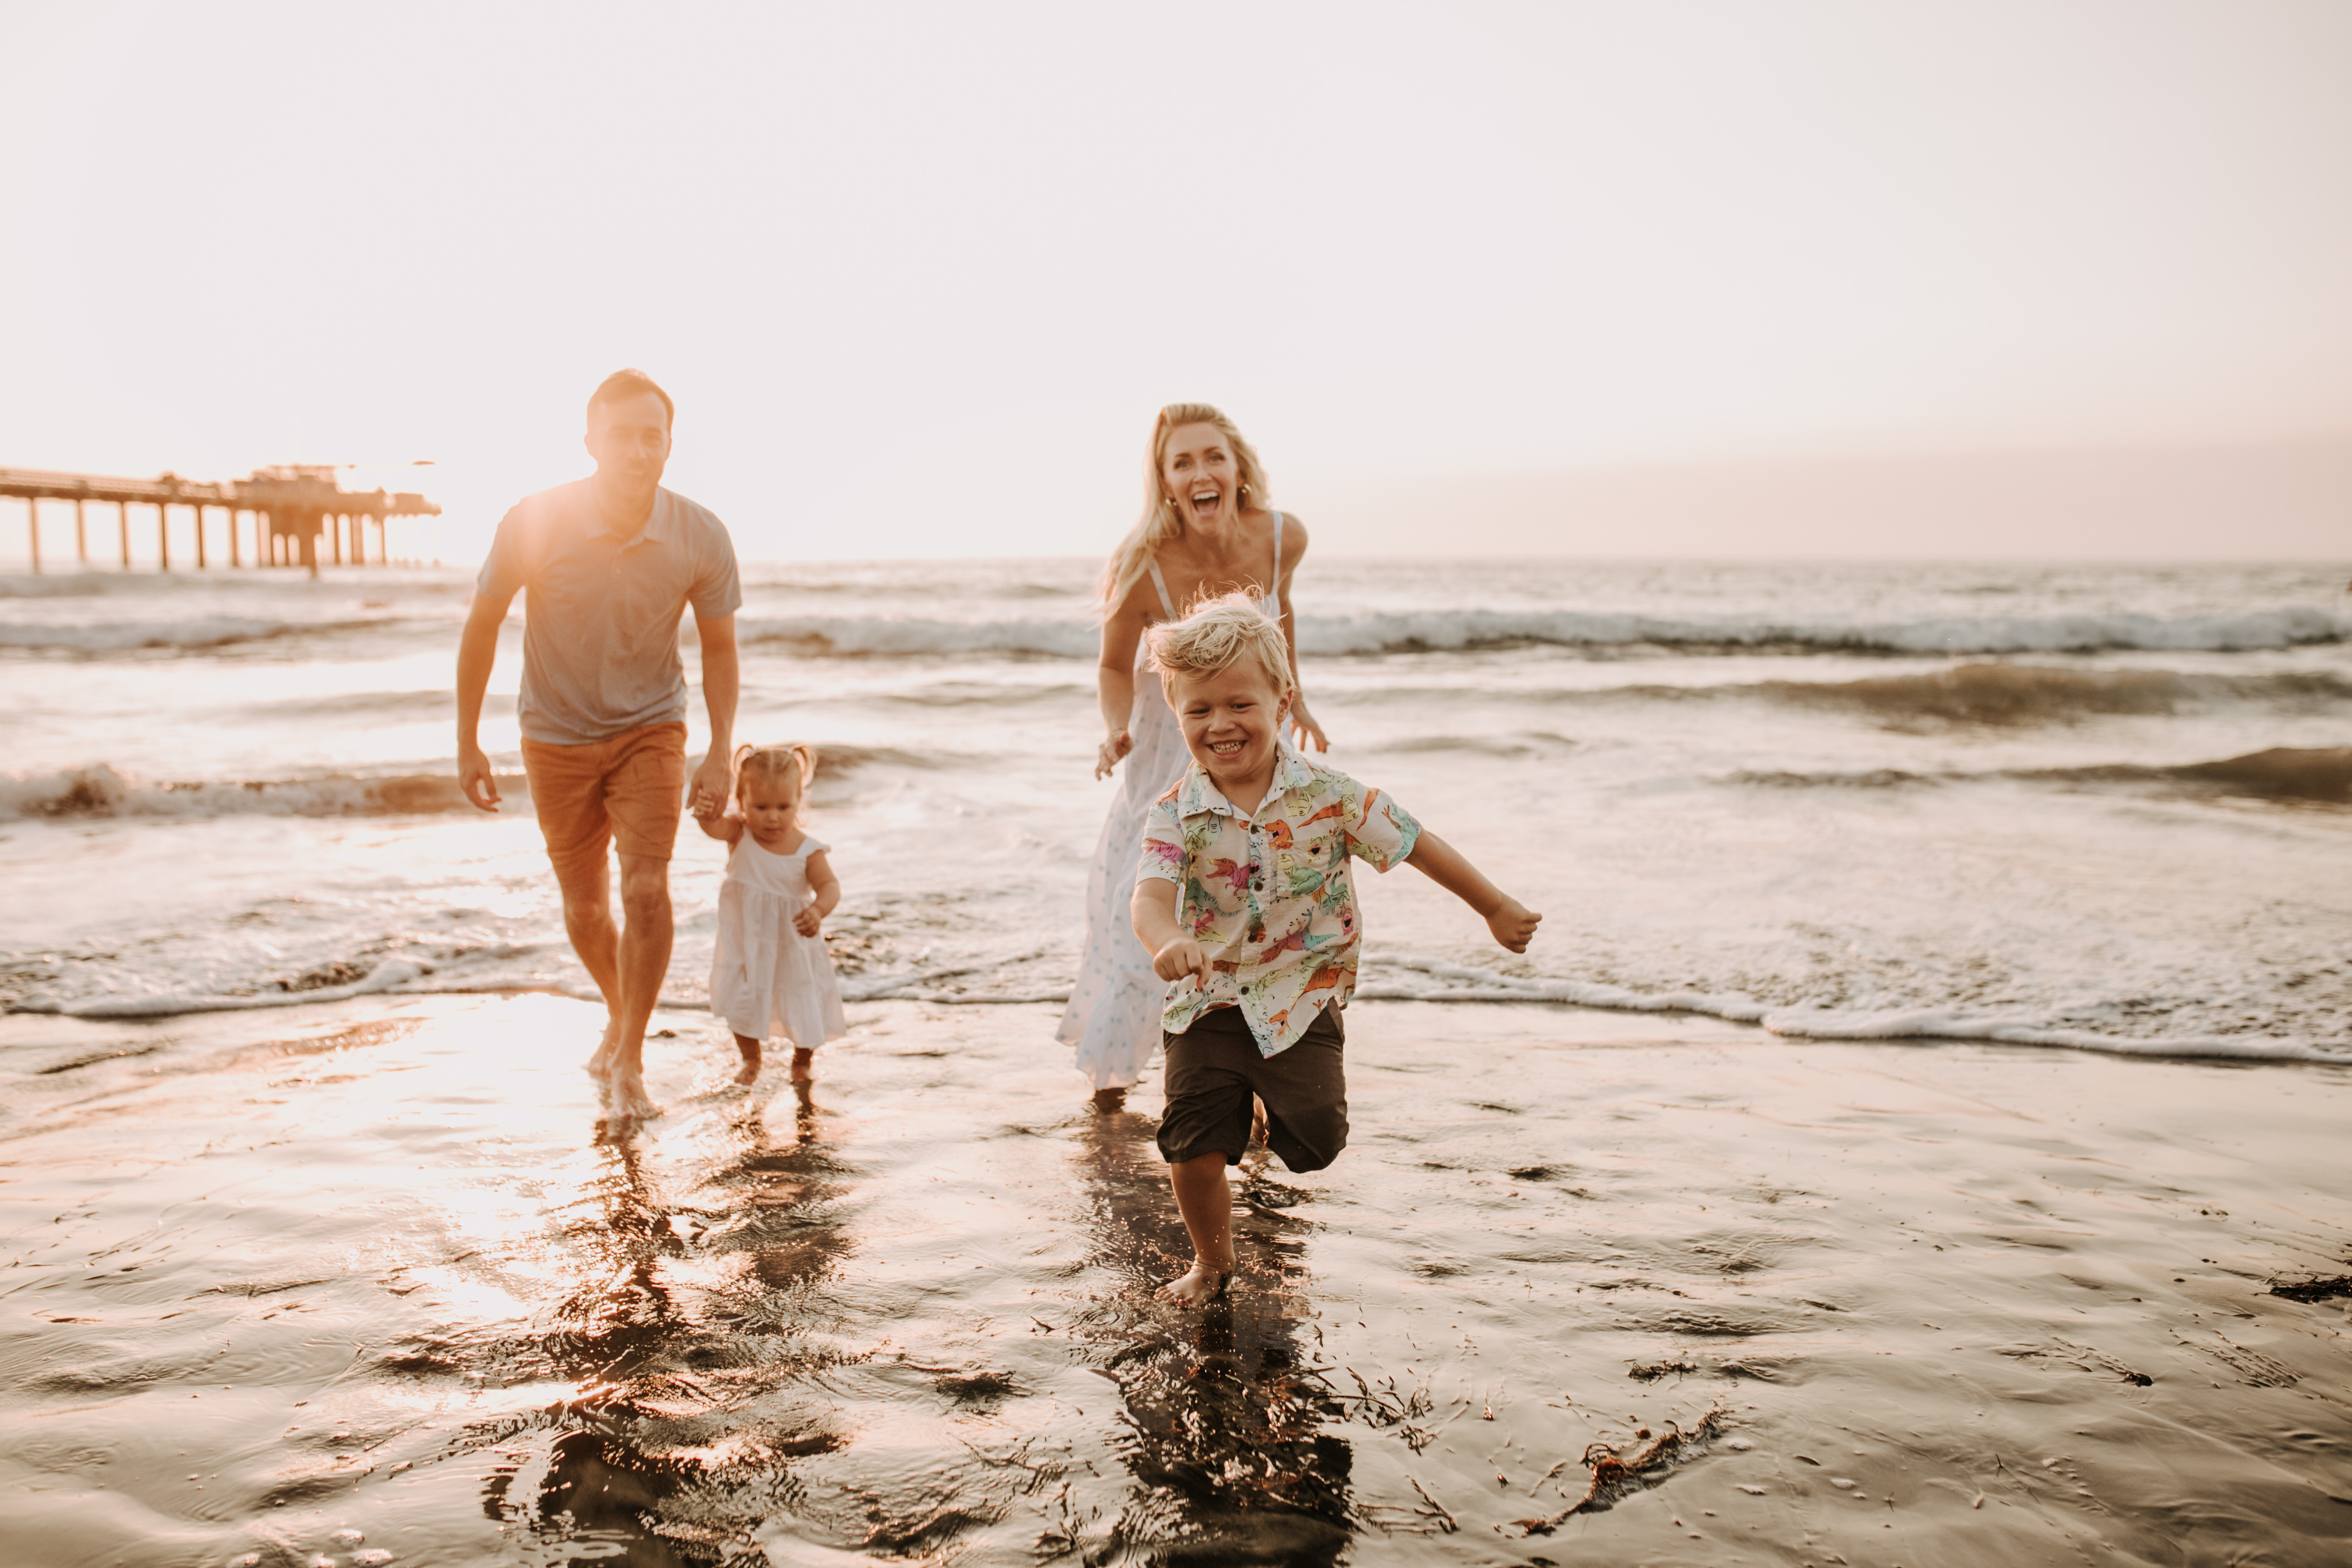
[794,905,824,938]
[1289,700,1330,753]
[1095,728,1134,780]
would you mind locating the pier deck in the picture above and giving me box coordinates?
[2,465,440,572]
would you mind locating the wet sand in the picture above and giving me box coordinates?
[3,996,2348,1568]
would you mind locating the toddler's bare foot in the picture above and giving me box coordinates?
[789,1047,814,1085]
[605,1068,662,1123]
[1155,1260,1232,1308]
[732,1033,762,1087]
[1091,1086,1128,1113]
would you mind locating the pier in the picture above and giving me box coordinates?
[1,465,441,573]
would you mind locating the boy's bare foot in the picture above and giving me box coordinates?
[1091,1086,1128,1113]
[1155,1261,1232,1307]
[789,1046,814,1085]
[732,1033,762,1087]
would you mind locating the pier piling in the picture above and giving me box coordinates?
[3,466,436,571]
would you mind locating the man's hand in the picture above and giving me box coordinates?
[1153,937,1211,987]
[1487,898,1542,954]
[458,743,502,812]
[1095,728,1133,780]
[689,749,733,818]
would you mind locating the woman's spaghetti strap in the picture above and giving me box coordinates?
[1145,560,1178,619]
[1270,511,1283,586]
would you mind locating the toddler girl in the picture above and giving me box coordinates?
[695,742,847,1084]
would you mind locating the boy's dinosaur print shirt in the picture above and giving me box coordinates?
[1138,745,1421,1057]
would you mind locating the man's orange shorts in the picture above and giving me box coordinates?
[519,721,688,883]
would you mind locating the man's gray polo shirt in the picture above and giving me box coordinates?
[476,479,743,745]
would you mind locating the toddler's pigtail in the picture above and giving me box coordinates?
[729,743,757,812]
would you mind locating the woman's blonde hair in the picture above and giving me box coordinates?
[1098,403,1272,615]
[1146,592,1294,700]
[732,742,816,809]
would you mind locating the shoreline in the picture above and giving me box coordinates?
[2,994,2348,1566]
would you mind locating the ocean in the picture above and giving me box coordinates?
[5,556,2348,1061]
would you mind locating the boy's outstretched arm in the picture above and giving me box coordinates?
[1404,829,1542,952]
[1131,878,1211,986]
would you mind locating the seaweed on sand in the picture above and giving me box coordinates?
[1508,1410,1725,1535]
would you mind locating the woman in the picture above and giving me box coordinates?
[1057,403,1328,1110]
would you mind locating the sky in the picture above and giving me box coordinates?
[2,0,2347,560]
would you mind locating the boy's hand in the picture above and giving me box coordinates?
[1487,898,1542,954]
[793,906,824,938]
[1152,937,1210,987]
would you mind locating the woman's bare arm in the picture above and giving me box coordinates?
[1096,581,1151,779]
[1274,513,1327,750]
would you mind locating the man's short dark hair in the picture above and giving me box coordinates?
[588,368,675,431]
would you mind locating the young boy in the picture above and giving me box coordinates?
[1131,594,1542,1306]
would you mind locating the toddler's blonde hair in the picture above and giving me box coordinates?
[732,742,816,809]
[1146,592,1293,700]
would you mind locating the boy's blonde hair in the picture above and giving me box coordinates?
[732,742,816,808]
[1146,592,1293,700]
[1098,403,1273,616]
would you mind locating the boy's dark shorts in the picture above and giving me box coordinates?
[1156,1005,1347,1173]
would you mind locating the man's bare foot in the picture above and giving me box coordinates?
[732,1033,762,1087]
[789,1047,815,1085]
[1155,1260,1232,1307]
[584,1017,622,1079]
[1091,1086,1128,1113]
[605,1068,662,1123]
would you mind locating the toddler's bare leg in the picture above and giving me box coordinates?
[1156,1151,1237,1306]
[790,1046,814,1085]
[731,1033,762,1086]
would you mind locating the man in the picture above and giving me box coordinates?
[456,369,742,1120]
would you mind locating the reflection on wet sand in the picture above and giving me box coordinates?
[1060,1114,1354,1563]
[6,994,2352,1568]
[486,1081,861,1559]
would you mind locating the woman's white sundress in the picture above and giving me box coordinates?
[1057,520,1285,1091]
[710,832,848,1049]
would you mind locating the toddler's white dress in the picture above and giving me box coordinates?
[710,832,847,1047]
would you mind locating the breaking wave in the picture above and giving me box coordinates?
[1745,664,2352,725]
[19,946,2347,1065]
[0,765,516,820]
[736,605,2345,660]
[0,747,931,822]
[0,615,402,654]
[1353,956,2352,1064]
[1730,747,2352,805]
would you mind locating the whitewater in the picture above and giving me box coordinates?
[3,557,2348,1064]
